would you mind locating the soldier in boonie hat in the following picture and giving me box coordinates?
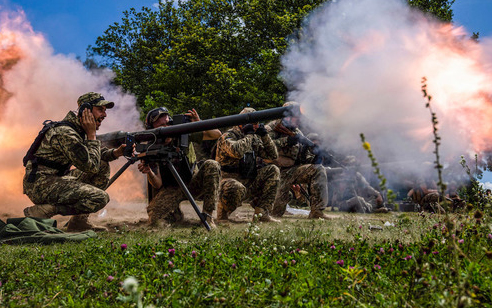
[77,92,115,109]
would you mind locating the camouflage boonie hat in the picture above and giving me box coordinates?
[145,107,170,129]
[239,107,256,114]
[282,101,299,108]
[77,92,114,109]
[282,101,301,117]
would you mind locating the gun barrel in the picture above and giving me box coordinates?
[97,106,291,147]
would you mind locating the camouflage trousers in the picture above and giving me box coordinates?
[147,160,220,225]
[23,161,111,215]
[272,164,328,217]
[219,164,280,214]
[419,192,442,212]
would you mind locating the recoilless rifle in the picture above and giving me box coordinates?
[97,106,294,231]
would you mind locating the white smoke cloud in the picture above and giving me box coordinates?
[281,0,492,186]
[0,10,145,216]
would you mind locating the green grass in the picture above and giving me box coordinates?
[1,212,492,307]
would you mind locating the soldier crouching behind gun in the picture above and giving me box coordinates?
[215,107,281,223]
[265,101,331,220]
[137,107,222,228]
[23,92,127,231]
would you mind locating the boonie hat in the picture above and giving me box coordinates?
[77,92,115,109]
[239,107,256,114]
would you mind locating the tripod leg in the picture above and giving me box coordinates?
[105,158,137,190]
[166,160,211,231]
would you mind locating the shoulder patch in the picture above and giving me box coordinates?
[71,143,89,163]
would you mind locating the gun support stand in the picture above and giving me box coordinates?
[106,157,138,190]
[165,159,211,231]
[105,157,210,231]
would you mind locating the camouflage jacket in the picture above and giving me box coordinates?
[215,126,277,168]
[265,119,315,167]
[24,111,117,177]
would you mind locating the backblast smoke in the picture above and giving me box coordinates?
[0,9,145,216]
[281,0,492,189]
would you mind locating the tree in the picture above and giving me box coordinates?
[89,0,325,118]
[408,0,455,22]
[89,0,455,119]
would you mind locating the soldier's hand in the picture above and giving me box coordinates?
[242,123,255,135]
[137,162,152,174]
[255,123,268,137]
[80,108,96,140]
[185,108,200,122]
[286,135,298,146]
[112,144,128,158]
[275,123,295,136]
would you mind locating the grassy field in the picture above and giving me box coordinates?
[1,208,491,307]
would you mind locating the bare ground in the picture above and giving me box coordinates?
[1,200,399,233]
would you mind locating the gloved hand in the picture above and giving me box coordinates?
[255,123,268,137]
[242,123,255,135]
[286,135,298,146]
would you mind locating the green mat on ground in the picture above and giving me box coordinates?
[0,217,97,244]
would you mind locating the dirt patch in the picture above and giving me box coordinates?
[1,201,396,232]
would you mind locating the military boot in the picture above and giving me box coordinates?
[254,207,281,223]
[23,204,57,219]
[373,207,390,214]
[66,214,107,232]
[308,209,332,220]
[202,210,217,229]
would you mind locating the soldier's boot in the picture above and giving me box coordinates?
[373,207,390,214]
[308,209,332,220]
[66,214,107,232]
[254,207,281,223]
[216,201,230,222]
[202,210,217,229]
[23,204,57,219]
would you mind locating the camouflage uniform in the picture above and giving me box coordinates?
[146,132,221,225]
[23,110,118,215]
[408,177,443,213]
[215,123,280,215]
[330,170,380,213]
[265,119,328,217]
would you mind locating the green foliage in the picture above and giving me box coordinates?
[88,0,455,120]
[408,0,455,22]
[88,0,323,119]
[1,214,491,307]
[360,133,397,208]
[422,77,446,199]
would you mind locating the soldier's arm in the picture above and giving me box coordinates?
[218,132,254,159]
[101,147,120,162]
[257,134,278,160]
[138,162,162,189]
[51,128,101,173]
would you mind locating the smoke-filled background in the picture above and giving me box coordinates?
[281,0,492,188]
[2,0,492,218]
[0,10,146,216]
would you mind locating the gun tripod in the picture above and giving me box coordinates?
[107,157,211,231]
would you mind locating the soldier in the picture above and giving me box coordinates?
[306,132,387,214]
[215,107,281,223]
[406,176,445,213]
[330,170,385,213]
[137,107,222,228]
[265,102,331,220]
[23,92,127,231]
